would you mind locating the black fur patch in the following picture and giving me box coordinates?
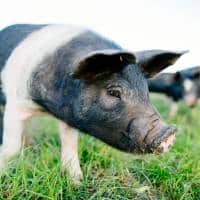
[0,24,47,71]
[29,30,123,119]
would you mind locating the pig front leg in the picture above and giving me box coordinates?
[0,103,31,170]
[58,121,83,184]
[169,102,178,117]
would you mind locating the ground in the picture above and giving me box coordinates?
[0,94,200,200]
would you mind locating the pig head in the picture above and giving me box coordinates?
[60,50,185,154]
[182,66,200,107]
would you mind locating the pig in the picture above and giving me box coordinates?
[181,66,200,107]
[148,66,200,116]
[0,24,184,183]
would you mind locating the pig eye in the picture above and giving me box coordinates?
[107,88,121,99]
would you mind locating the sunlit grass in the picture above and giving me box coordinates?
[0,94,199,199]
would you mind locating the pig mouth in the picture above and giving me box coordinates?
[185,95,198,108]
[120,124,177,154]
[148,125,177,153]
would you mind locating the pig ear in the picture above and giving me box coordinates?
[193,71,200,79]
[70,49,136,81]
[173,72,181,81]
[135,50,188,78]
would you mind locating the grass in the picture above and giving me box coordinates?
[0,94,200,200]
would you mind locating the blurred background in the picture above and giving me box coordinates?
[1,0,200,72]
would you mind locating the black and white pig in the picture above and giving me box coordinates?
[148,66,200,116]
[0,24,185,183]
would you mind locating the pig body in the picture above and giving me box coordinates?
[181,66,200,106]
[148,73,183,101]
[148,66,200,113]
[0,24,183,182]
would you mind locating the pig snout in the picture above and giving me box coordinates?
[185,95,198,107]
[148,124,177,153]
[127,114,177,154]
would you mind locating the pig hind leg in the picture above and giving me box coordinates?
[59,121,83,184]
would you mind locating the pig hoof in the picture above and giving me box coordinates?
[22,134,35,147]
[62,167,83,185]
[72,174,83,186]
[70,171,83,185]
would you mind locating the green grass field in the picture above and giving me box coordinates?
[0,94,200,200]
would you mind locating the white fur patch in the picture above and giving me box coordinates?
[59,121,82,183]
[184,79,194,92]
[0,25,85,174]
[1,24,85,110]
